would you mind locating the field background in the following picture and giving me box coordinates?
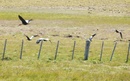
[0,0,130,81]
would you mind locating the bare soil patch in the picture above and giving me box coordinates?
[0,20,129,42]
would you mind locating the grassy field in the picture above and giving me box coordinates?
[0,0,130,81]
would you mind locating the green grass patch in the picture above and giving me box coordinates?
[0,11,130,25]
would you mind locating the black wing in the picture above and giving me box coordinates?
[18,15,28,25]
[120,32,123,39]
[24,34,31,41]
[36,39,41,44]
[115,30,119,33]
[92,33,96,37]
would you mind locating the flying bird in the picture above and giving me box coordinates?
[115,30,123,39]
[18,15,32,25]
[24,34,39,41]
[36,38,52,44]
[88,33,96,41]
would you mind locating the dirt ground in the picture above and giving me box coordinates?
[0,0,130,42]
[0,19,129,43]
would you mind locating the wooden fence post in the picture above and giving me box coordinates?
[54,40,59,60]
[110,42,117,61]
[72,41,76,60]
[20,40,24,59]
[126,41,130,63]
[2,39,7,60]
[99,41,104,61]
[84,40,91,60]
[37,40,43,60]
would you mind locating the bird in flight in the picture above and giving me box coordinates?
[36,38,52,44]
[24,34,39,41]
[115,30,123,39]
[88,33,96,41]
[18,15,32,26]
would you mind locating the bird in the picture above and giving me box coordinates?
[36,38,52,44]
[88,33,96,41]
[24,34,39,41]
[18,15,32,25]
[115,30,123,39]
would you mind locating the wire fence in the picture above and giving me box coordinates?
[0,39,130,63]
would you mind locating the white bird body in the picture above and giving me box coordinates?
[29,36,35,40]
[88,36,93,41]
[39,38,49,41]
[25,20,30,23]
[36,38,51,44]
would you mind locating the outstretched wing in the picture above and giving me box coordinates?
[120,32,123,39]
[24,34,31,41]
[92,33,96,37]
[115,30,119,33]
[88,33,96,41]
[18,15,28,25]
[30,35,39,39]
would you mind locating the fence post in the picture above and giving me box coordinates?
[110,42,117,61]
[37,40,43,60]
[72,41,76,60]
[20,40,24,59]
[2,39,7,60]
[84,40,91,60]
[54,40,59,60]
[126,41,130,63]
[99,41,104,61]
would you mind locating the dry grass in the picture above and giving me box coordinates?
[0,19,130,81]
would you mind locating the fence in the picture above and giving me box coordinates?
[1,39,130,63]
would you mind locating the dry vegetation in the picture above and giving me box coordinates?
[0,0,130,81]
